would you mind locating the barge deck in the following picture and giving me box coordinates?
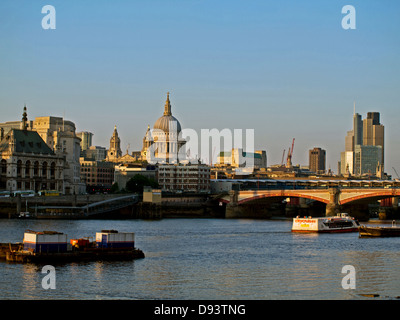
[0,229,145,263]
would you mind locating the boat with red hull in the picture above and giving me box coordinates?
[292,213,359,233]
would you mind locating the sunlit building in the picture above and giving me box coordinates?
[0,109,65,192]
[141,93,186,163]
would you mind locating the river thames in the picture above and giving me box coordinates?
[1,218,400,300]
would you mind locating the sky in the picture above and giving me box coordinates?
[0,0,399,176]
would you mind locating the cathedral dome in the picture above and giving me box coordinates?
[153,92,182,133]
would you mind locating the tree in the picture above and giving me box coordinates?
[110,182,119,194]
[125,175,158,193]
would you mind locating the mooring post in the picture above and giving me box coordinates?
[16,194,21,215]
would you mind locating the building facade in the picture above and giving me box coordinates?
[80,158,115,192]
[33,116,83,194]
[363,112,384,167]
[217,148,267,169]
[0,127,65,192]
[85,146,107,161]
[77,131,94,152]
[0,107,85,193]
[339,110,384,177]
[309,147,326,174]
[354,145,383,176]
[340,151,354,175]
[158,162,210,192]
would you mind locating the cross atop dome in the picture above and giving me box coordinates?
[164,92,172,116]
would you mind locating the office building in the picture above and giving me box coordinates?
[80,158,115,190]
[354,145,382,176]
[363,112,384,168]
[309,147,326,174]
[158,162,210,192]
[77,131,93,152]
[339,110,384,177]
[85,146,107,161]
[217,148,267,169]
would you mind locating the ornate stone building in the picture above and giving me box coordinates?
[106,125,122,162]
[0,107,85,194]
[33,115,83,194]
[0,109,65,192]
[141,93,186,163]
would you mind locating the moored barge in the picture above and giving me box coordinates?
[359,222,400,237]
[1,229,145,263]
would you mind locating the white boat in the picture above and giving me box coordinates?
[292,213,359,233]
[18,200,31,218]
[18,212,31,218]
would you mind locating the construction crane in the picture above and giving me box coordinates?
[286,138,295,168]
[393,167,400,180]
[281,149,286,166]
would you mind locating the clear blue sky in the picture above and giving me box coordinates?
[1,0,399,176]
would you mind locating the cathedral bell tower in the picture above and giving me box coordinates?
[106,125,122,161]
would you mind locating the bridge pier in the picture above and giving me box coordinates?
[378,197,400,220]
[225,203,246,219]
[326,188,340,217]
[225,191,273,219]
[225,190,242,218]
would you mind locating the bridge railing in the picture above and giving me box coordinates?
[214,179,400,191]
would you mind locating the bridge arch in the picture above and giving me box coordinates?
[236,190,330,205]
[339,189,400,205]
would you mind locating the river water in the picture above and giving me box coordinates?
[1,217,400,300]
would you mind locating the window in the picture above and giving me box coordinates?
[1,159,7,174]
[25,161,31,177]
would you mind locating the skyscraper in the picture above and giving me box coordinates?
[339,109,384,177]
[309,147,326,174]
[363,112,384,168]
[353,112,363,147]
[77,131,93,152]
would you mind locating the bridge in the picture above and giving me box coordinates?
[214,179,400,219]
[83,195,139,217]
[26,195,139,218]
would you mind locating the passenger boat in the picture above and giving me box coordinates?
[359,221,400,237]
[292,213,359,233]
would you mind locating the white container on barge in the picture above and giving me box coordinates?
[96,230,135,249]
[23,230,68,253]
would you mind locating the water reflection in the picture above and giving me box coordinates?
[20,264,40,299]
[1,218,400,299]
